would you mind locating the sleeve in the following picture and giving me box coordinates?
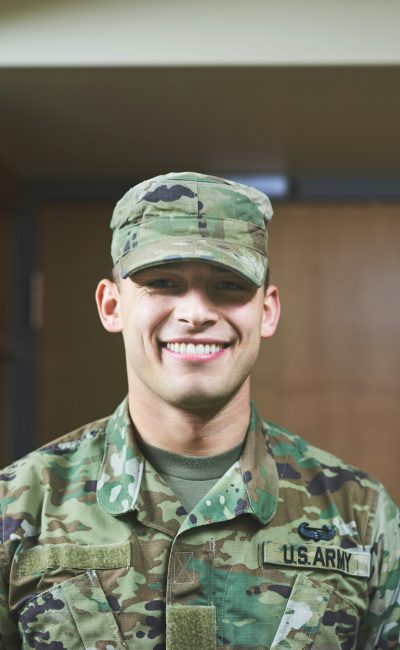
[357,485,400,649]
[0,484,21,649]
[0,543,21,649]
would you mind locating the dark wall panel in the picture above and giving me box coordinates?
[0,209,14,468]
[37,202,126,442]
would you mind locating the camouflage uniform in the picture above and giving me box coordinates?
[1,398,399,649]
[1,173,399,648]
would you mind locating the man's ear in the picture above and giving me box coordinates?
[95,279,123,333]
[261,284,281,339]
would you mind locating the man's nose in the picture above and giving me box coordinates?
[174,289,219,328]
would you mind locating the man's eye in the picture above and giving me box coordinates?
[147,279,176,288]
[217,281,244,290]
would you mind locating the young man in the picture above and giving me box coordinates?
[0,172,399,649]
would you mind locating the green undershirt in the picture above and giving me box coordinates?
[138,438,244,513]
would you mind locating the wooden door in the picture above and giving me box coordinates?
[252,203,400,501]
[36,201,400,501]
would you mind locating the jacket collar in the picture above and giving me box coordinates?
[97,398,278,528]
[97,397,144,515]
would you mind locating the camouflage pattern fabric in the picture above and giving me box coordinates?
[1,398,399,649]
[110,172,273,287]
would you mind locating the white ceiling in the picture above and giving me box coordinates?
[1,0,399,66]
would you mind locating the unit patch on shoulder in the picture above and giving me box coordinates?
[262,541,371,577]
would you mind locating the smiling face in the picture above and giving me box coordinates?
[96,261,280,414]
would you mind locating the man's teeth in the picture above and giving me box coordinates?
[166,342,224,354]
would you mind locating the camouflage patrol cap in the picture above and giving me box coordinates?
[110,171,273,287]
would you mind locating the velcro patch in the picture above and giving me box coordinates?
[16,541,131,576]
[167,605,216,650]
[262,541,370,577]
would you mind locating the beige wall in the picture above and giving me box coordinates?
[35,201,400,502]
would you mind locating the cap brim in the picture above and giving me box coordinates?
[118,238,266,287]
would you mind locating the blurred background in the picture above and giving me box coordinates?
[1,0,399,501]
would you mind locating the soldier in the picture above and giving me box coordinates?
[0,172,399,649]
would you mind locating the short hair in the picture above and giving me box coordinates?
[264,266,270,290]
[111,266,120,285]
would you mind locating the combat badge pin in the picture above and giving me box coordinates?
[298,521,334,542]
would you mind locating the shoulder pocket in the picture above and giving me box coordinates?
[18,569,127,649]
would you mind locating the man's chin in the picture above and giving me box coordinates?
[168,391,229,413]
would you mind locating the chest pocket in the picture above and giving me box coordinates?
[16,543,129,650]
[216,538,369,650]
[270,572,332,648]
[263,541,371,650]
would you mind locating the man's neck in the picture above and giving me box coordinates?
[127,382,251,456]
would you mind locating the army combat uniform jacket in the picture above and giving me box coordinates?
[1,399,399,649]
